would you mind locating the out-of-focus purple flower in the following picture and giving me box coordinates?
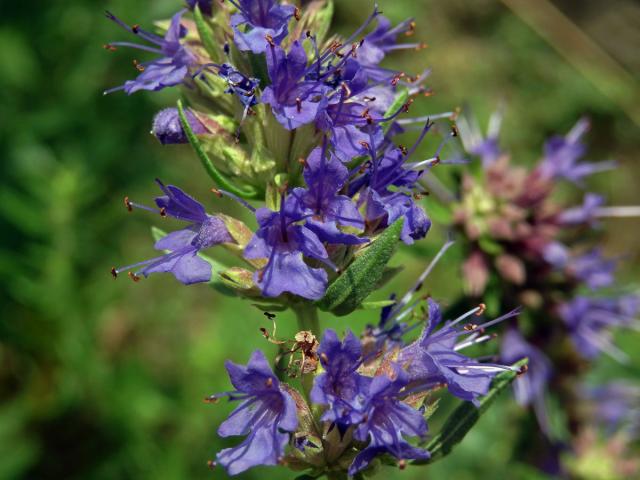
[543,241,570,269]
[567,249,617,290]
[501,329,552,434]
[113,181,233,284]
[349,367,430,475]
[186,0,214,16]
[208,350,298,475]
[152,107,207,144]
[243,205,332,300]
[104,10,196,94]
[559,193,605,225]
[262,41,329,130]
[397,299,521,405]
[229,0,296,54]
[456,109,503,168]
[310,329,370,427]
[538,119,615,184]
[287,145,366,245]
[560,295,640,361]
[585,382,640,437]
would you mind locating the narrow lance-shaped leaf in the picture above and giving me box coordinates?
[413,358,528,465]
[193,5,219,61]
[176,99,260,199]
[317,218,404,316]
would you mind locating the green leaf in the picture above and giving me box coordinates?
[193,6,219,60]
[359,300,396,310]
[176,99,260,199]
[414,358,528,465]
[317,218,404,316]
[381,88,409,134]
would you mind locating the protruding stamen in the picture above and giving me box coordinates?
[128,272,141,282]
[207,460,216,469]
[110,267,118,278]
[124,196,133,212]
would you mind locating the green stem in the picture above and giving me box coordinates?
[292,302,320,335]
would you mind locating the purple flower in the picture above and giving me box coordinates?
[228,0,296,54]
[186,0,213,16]
[356,145,431,245]
[559,193,605,225]
[287,145,366,245]
[243,204,333,300]
[397,299,521,405]
[151,107,207,145]
[357,16,421,67]
[262,41,329,130]
[567,249,617,290]
[104,10,196,95]
[538,118,616,184]
[349,367,429,475]
[209,351,298,475]
[585,382,640,437]
[560,295,640,361]
[501,329,552,408]
[310,329,370,427]
[113,181,233,284]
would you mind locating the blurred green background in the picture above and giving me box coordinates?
[1,0,638,479]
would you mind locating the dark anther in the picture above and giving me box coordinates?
[264,311,276,320]
[294,7,301,20]
[124,196,133,212]
[110,267,118,279]
[211,188,223,198]
[406,21,416,36]
[265,377,273,388]
[423,88,434,97]
[320,352,328,364]
[305,30,311,38]
[207,460,217,469]
[128,272,141,282]
[402,99,414,113]
[476,303,486,316]
[363,96,377,102]
[133,59,145,72]
[159,207,167,217]
[260,328,270,339]
[203,396,219,404]
[463,323,478,331]
[132,24,140,33]
[391,72,405,86]
[398,459,407,470]
[518,364,529,376]
[450,125,459,137]
[399,145,408,155]
[295,97,302,113]
[416,42,428,50]
[265,34,275,46]
[298,157,307,167]
[103,44,117,52]
[358,140,370,150]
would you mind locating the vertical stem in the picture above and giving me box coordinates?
[292,302,320,335]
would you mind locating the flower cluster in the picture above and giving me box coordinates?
[106,0,443,303]
[450,111,640,457]
[207,295,521,476]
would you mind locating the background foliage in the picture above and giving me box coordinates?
[1,0,638,478]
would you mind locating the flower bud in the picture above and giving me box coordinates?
[152,107,207,145]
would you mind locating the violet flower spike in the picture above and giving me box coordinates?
[113,181,233,284]
[104,10,196,95]
[208,350,298,476]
